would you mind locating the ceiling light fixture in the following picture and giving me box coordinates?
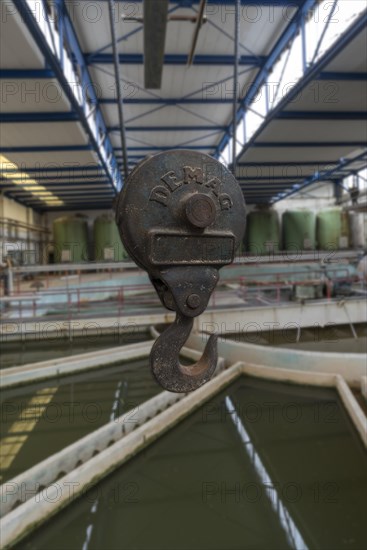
[0,155,64,207]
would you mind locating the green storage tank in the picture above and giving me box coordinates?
[317,208,350,250]
[245,210,280,255]
[94,214,126,261]
[53,215,89,263]
[349,212,367,248]
[282,210,316,251]
[340,211,350,249]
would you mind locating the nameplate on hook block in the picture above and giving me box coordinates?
[149,232,235,266]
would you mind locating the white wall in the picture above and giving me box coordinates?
[273,180,336,216]
[1,195,38,224]
[44,208,114,231]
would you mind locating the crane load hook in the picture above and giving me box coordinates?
[116,150,246,392]
[150,311,218,393]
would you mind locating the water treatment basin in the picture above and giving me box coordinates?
[16,376,367,550]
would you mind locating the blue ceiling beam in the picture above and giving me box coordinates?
[1,174,108,182]
[1,182,109,188]
[206,0,304,4]
[1,145,92,153]
[0,112,78,123]
[276,111,367,120]
[241,184,292,188]
[24,200,115,208]
[318,71,367,81]
[245,191,281,194]
[10,197,115,204]
[242,190,291,193]
[115,146,214,151]
[109,125,225,132]
[0,69,55,79]
[245,190,291,193]
[250,141,366,147]
[86,1,304,5]
[86,53,265,66]
[241,189,294,192]
[1,179,108,184]
[23,195,114,201]
[100,98,235,105]
[3,69,360,86]
[238,176,308,180]
[2,165,103,174]
[35,203,116,211]
[237,160,339,167]
[13,192,115,197]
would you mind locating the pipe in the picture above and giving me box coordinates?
[296,304,303,343]
[187,0,207,66]
[0,218,50,234]
[232,0,240,174]
[341,301,358,340]
[107,0,129,181]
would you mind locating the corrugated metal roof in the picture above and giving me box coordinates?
[0,0,366,210]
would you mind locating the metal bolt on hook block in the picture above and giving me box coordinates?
[116,150,246,393]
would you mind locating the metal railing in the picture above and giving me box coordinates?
[1,266,362,323]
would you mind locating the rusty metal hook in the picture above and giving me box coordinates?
[150,312,218,393]
[116,150,246,393]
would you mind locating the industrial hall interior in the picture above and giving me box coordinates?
[0,1,366,549]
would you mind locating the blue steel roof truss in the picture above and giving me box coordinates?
[272,151,367,202]
[2,0,366,209]
[223,2,367,203]
[9,0,123,208]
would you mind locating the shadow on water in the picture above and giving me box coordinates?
[0,359,159,483]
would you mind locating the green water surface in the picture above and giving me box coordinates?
[227,323,367,354]
[0,331,149,369]
[16,377,367,550]
[0,359,159,483]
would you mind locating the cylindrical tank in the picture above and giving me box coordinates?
[93,214,126,261]
[340,211,350,249]
[317,208,350,250]
[53,215,89,263]
[245,210,280,255]
[282,210,316,251]
[348,212,366,249]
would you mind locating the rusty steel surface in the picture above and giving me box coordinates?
[116,150,246,392]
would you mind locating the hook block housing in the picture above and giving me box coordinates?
[116,150,246,392]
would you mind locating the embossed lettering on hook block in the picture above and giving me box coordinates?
[116,150,246,392]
